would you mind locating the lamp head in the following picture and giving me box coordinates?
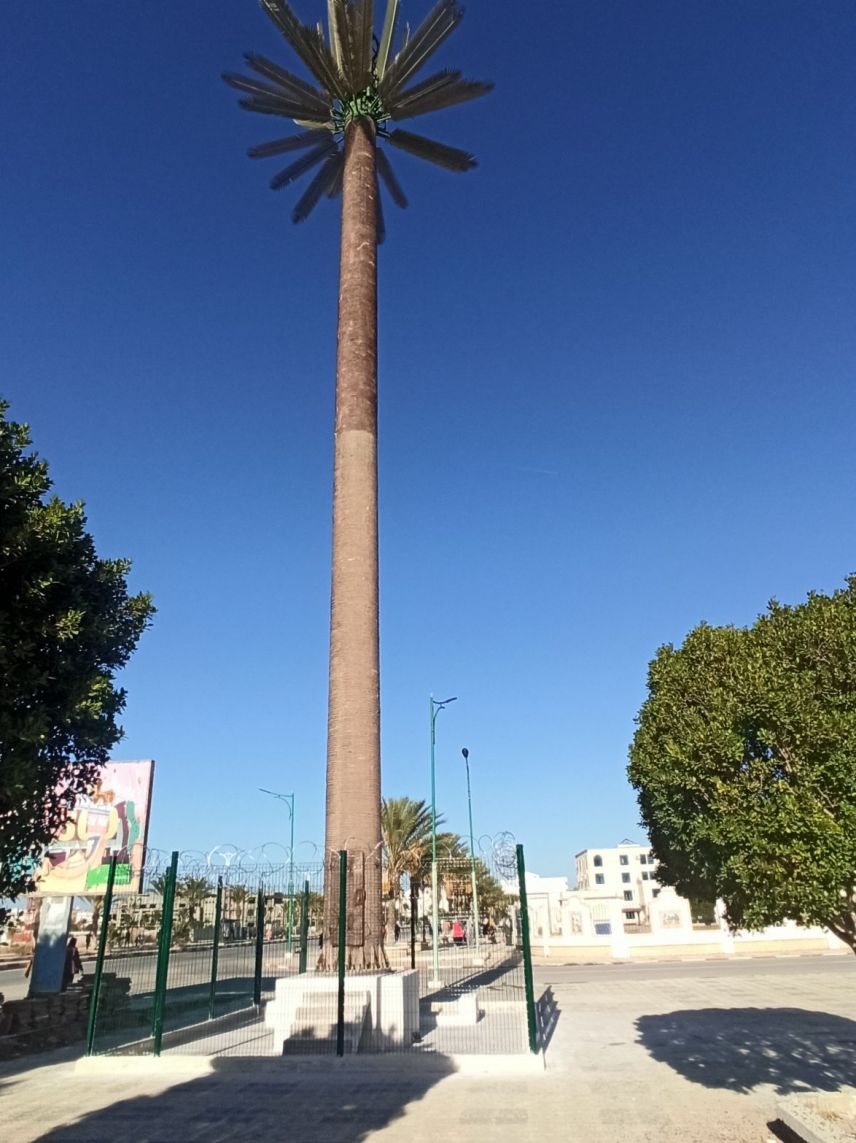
[461,747,469,760]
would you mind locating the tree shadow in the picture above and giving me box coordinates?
[32,1051,458,1142]
[636,1008,856,1095]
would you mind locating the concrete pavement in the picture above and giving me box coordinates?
[2,955,855,1142]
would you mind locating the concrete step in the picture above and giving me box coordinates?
[280,999,368,1055]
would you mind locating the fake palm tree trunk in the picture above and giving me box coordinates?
[224,0,491,975]
[324,116,385,968]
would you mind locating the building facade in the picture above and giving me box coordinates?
[574,839,661,926]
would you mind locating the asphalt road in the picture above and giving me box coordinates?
[0,938,320,1004]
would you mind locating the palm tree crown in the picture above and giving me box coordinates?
[224,0,492,233]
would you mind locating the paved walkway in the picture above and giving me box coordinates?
[3,956,855,1142]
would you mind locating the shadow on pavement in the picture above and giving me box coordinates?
[33,1052,458,1143]
[636,1007,856,1095]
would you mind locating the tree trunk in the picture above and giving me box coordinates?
[322,116,387,972]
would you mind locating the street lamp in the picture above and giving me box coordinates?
[259,788,295,952]
[429,694,457,986]
[461,748,481,958]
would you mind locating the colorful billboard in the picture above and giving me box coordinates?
[34,760,155,896]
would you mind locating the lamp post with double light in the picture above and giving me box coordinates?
[429,694,456,986]
[259,787,295,952]
[461,748,481,957]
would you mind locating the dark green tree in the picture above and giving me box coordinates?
[628,577,856,952]
[0,400,154,898]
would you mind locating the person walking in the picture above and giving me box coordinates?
[62,937,83,991]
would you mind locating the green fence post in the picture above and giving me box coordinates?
[208,876,223,1020]
[336,850,347,1057]
[516,843,539,1054]
[298,879,310,975]
[253,884,265,1006]
[151,851,179,1056]
[85,854,118,1056]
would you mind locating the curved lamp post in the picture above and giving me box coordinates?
[461,748,481,957]
[259,787,295,952]
[429,694,457,986]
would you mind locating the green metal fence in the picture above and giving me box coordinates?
[86,848,326,1056]
[86,836,538,1057]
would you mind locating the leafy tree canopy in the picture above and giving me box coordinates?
[628,576,856,952]
[0,400,154,898]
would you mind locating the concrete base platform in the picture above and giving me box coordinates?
[264,971,419,1053]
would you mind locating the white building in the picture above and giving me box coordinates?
[574,839,662,927]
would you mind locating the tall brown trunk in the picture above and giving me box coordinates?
[322,117,387,971]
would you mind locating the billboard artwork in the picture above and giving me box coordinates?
[34,760,155,896]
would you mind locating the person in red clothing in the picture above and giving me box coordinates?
[451,920,466,946]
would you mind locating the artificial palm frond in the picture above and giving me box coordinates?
[376,147,408,208]
[270,138,339,190]
[293,152,345,222]
[390,77,494,122]
[385,128,475,171]
[389,68,462,110]
[381,0,464,99]
[239,94,321,119]
[331,0,360,90]
[375,0,399,80]
[248,128,333,160]
[261,0,345,99]
[244,53,330,114]
[327,0,344,74]
[355,0,375,89]
[223,71,295,102]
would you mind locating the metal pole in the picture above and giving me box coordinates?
[430,696,440,985]
[428,695,456,986]
[336,850,347,1057]
[208,877,223,1020]
[516,844,539,1055]
[287,794,295,953]
[298,878,310,974]
[410,878,417,971]
[152,850,179,1056]
[463,749,481,955]
[253,883,265,1006]
[85,854,118,1056]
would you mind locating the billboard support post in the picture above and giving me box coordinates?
[85,854,118,1055]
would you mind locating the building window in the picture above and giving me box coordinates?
[593,855,603,867]
[625,910,637,920]
[619,855,629,866]
[652,888,660,898]
[623,891,633,901]
[641,872,650,881]
[595,874,604,885]
[639,855,647,865]
[621,873,630,884]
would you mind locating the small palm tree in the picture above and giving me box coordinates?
[225,1,491,970]
[179,876,212,929]
[381,796,435,936]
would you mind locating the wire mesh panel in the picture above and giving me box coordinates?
[87,836,530,1057]
[87,849,326,1056]
[84,847,171,1053]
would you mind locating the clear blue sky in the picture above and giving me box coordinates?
[4,2,855,882]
